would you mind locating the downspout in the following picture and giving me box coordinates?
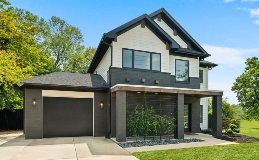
[102,38,113,138]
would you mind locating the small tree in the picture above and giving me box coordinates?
[232,57,259,121]
[208,98,242,134]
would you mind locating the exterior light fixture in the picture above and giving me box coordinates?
[32,99,37,107]
[100,101,104,109]
[154,93,158,95]
[137,92,141,94]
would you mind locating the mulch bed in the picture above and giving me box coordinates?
[221,133,259,143]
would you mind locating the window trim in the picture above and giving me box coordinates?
[199,70,203,83]
[122,48,133,69]
[122,48,161,71]
[175,59,189,82]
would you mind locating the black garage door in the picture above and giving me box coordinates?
[43,97,93,138]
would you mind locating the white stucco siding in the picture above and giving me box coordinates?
[154,18,187,48]
[113,24,170,73]
[169,55,199,77]
[200,97,208,130]
[94,48,111,82]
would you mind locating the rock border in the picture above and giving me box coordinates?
[118,138,204,148]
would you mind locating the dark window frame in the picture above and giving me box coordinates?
[122,48,161,71]
[122,48,133,68]
[175,59,189,83]
[199,70,203,83]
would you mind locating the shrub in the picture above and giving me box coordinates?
[226,129,234,135]
[203,128,212,134]
[127,104,175,140]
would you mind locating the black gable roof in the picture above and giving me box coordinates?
[88,13,181,73]
[88,8,211,73]
[21,72,108,89]
[149,8,210,58]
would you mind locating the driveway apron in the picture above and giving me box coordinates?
[0,134,138,160]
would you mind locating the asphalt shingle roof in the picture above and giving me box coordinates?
[21,72,108,88]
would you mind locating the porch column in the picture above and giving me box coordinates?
[116,91,127,142]
[212,95,222,138]
[191,99,200,133]
[175,94,184,139]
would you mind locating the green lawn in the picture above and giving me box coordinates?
[133,143,259,160]
[240,120,259,138]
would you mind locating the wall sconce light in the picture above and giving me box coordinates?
[32,99,37,107]
[100,101,104,109]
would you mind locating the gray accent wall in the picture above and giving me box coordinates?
[116,91,127,142]
[175,94,184,139]
[212,95,222,138]
[111,95,116,137]
[110,67,200,89]
[94,92,108,136]
[190,99,201,133]
[24,88,43,139]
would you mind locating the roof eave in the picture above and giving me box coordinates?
[150,8,210,56]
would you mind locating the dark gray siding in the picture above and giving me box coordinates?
[94,92,108,136]
[110,95,116,137]
[24,88,43,139]
[109,67,200,89]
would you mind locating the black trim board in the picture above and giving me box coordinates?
[23,84,109,92]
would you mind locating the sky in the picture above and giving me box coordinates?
[9,0,259,104]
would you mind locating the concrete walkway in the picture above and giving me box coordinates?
[0,131,138,160]
[125,133,238,153]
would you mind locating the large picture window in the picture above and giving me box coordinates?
[175,59,189,82]
[122,49,161,71]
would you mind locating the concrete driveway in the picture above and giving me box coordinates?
[0,131,138,160]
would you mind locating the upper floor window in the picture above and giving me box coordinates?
[199,70,203,83]
[122,49,161,71]
[175,59,189,82]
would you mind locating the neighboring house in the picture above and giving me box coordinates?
[21,8,222,142]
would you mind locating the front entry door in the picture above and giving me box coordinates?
[184,104,191,132]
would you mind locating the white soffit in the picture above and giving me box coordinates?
[42,90,94,98]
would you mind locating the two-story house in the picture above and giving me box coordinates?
[21,8,223,142]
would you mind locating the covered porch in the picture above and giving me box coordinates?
[110,84,223,142]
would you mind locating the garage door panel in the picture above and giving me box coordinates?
[43,97,93,138]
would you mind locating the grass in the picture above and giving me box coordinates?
[133,143,259,160]
[133,120,259,160]
[240,120,259,138]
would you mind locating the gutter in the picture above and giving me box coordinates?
[101,37,113,139]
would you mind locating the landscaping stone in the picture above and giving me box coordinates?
[118,138,204,148]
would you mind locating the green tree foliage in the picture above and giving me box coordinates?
[41,16,85,70]
[0,3,52,75]
[232,57,259,121]
[0,1,94,110]
[63,47,95,73]
[0,1,51,110]
[208,98,244,120]
[0,51,29,110]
